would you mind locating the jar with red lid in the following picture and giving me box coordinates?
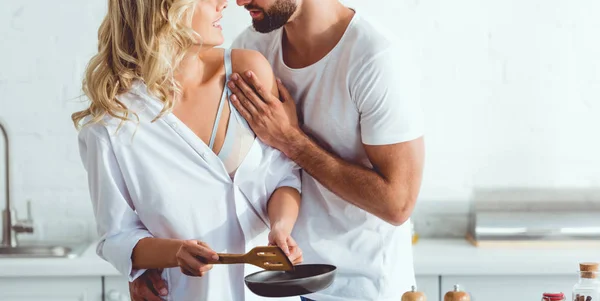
[542,292,565,301]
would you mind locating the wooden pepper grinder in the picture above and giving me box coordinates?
[444,284,471,301]
[402,285,427,301]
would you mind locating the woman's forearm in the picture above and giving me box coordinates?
[131,237,182,270]
[267,187,301,233]
[131,188,300,270]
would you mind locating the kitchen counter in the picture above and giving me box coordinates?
[0,242,119,277]
[413,239,599,276]
[1,239,598,277]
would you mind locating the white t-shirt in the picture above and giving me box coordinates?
[233,11,424,301]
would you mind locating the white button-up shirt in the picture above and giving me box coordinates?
[78,80,301,301]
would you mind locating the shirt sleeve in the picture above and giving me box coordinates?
[274,159,302,194]
[78,125,153,282]
[351,46,425,146]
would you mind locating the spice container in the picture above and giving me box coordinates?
[542,292,565,300]
[572,262,600,301]
[444,284,470,301]
[402,285,426,301]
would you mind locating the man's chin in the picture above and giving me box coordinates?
[252,22,275,33]
[252,21,286,34]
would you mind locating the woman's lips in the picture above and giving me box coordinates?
[212,17,222,29]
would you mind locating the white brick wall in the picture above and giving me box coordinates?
[0,0,599,242]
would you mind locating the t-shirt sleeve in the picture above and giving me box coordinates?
[351,46,425,146]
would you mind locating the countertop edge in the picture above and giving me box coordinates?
[1,239,598,278]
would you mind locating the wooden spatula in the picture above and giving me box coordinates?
[215,246,294,271]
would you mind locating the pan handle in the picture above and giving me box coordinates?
[216,253,247,264]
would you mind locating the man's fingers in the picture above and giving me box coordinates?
[276,78,293,103]
[231,94,254,123]
[232,73,267,112]
[245,71,274,105]
[129,282,143,301]
[147,269,168,296]
[136,280,162,301]
[229,80,259,117]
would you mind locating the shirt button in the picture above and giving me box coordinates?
[171,122,178,129]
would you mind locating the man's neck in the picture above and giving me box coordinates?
[282,0,354,56]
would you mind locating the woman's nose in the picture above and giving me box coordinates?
[219,0,228,11]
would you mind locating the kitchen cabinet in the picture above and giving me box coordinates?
[106,275,441,300]
[0,277,102,301]
[415,276,440,300]
[104,276,131,301]
[441,275,574,301]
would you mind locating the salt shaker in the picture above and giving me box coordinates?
[572,262,600,301]
[402,285,426,301]
[444,284,470,301]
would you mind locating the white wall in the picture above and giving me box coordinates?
[0,0,599,242]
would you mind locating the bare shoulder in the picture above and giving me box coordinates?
[230,49,271,73]
[230,49,277,95]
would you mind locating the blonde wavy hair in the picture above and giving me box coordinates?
[72,0,201,130]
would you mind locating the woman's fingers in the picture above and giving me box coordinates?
[177,241,217,277]
[286,237,303,265]
[190,241,220,262]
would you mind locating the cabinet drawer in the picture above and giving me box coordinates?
[441,275,573,301]
[0,277,102,301]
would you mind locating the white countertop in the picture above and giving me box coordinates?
[1,239,598,277]
[0,241,119,277]
[412,239,599,276]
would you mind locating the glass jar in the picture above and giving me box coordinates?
[572,263,600,301]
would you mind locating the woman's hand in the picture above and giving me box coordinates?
[268,224,303,265]
[175,240,219,277]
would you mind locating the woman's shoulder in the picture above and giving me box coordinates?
[229,48,275,88]
[230,48,270,69]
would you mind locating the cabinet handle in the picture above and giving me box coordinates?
[107,290,124,301]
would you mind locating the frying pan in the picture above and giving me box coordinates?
[244,264,337,297]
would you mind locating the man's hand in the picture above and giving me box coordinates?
[268,224,303,265]
[229,71,300,152]
[129,269,168,301]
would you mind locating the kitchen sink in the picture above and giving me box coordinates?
[0,244,88,258]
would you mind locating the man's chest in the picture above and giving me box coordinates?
[276,68,366,160]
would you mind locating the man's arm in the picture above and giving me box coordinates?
[284,131,424,226]
[229,72,424,226]
[229,47,424,226]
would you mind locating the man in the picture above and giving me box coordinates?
[130,0,425,300]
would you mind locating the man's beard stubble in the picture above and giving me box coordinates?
[246,0,297,33]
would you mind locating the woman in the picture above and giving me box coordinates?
[72,0,302,300]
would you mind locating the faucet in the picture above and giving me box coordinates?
[1,120,34,248]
